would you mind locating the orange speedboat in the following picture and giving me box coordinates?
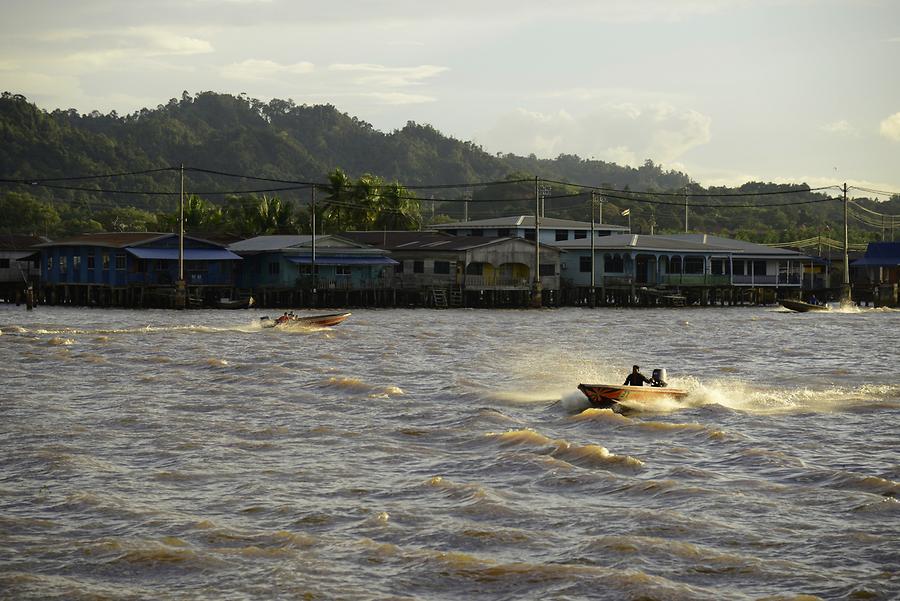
[577,382,687,408]
[261,312,351,328]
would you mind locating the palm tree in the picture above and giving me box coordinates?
[377,183,422,231]
[321,169,354,233]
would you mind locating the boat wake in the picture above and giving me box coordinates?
[556,376,900,416]
[0,322,266,337]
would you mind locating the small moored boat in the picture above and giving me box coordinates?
[779,299,829,313]
[261,312,351,328]
[214,296,254,309]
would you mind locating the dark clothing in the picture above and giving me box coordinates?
[624,372,651,387]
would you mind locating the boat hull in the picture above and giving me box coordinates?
[262,312,351,328]
[779,300,828,313]
[577,383,688,408]
[214,298,253,309]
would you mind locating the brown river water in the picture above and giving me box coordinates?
[1,304,898,600]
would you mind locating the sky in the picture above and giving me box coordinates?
[1,0,898,197]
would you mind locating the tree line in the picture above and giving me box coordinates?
[0,169,422,239]
[1,91,897,243]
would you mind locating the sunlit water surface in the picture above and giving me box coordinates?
[1,304,898,600]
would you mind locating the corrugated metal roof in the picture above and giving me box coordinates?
[126,248,242,261]
[555,234,809,257]
[436,215,628,231]
[228,234,367,252]
[228,235,314,251]
[35,232,171,248]
[0,235,48,250]
[341,230,525,251]
[852,242,900,266]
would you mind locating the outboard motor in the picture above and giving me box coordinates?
[651,368,668,387]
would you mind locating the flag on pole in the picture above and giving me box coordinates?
[621,208,630,216]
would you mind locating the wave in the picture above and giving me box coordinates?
[320,376,404,398]
[487,429,644,470]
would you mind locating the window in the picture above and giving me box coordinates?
[59,256,67,274]
[336,265,351,276]
[753,260,767,275]
[433,261,450,274]
[470,230,483,237]
[574,231,587,240]
[685,257,704,274]
[413,260,424,274]
[555,230,568,241]
[604,255,624,272]
[268,262,280,275]
[466,263,483,276]
[524,230,535,241]
[73,255,81,270]
[579,256,592,273]
[102,254,110,269]
[539,263,555,276]
[496,228,510,237]
[115,253,126,270]
[394,261,404,274]
[711,258,726,275]
[87,255,95,269]
[47,256,53,272]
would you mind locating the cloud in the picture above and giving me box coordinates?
[879,112,900,142]
[476,103,711,166]
[327,63,448,87]
[359,92,437,105]
[221,59,315,81]
[821,120,858,136]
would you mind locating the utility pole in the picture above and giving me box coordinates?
[176,163,186,309]
[841,182,851,306]
[590,192,596,308]
[684,185,689,233]
[311,185,317,300]
[540,183,551,218]
[531,176,542,308]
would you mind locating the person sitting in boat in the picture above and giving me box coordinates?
[624,365,652,387]
[275,312,290,325]
[808,294,818,306]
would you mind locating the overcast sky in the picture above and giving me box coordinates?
[2,0,898,196]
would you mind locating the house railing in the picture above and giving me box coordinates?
[659,274,731,287]
[464,275,532,289]
[732,274,802,286]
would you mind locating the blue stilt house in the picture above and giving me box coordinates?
[228,234,397,307]
[36,232,242,306]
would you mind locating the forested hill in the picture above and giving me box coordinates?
[1,90,897,242]
[0,90,689,206]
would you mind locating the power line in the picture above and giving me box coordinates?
[2,165,848,201]
[0,180,313,196]
[850,185,900,197]
[541,178,839,197]
[0,167,178,184]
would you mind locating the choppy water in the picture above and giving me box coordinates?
[1,304,898,600]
